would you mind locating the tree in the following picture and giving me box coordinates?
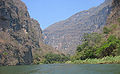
[44,53,69,64]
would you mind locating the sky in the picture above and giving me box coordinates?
[22,0,105,30]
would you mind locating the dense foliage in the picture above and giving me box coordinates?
[43,53,70,64]
[71,33,120,62]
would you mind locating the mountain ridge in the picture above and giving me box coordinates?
[43,0,113,54]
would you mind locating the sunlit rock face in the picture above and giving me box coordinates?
[0,0,44,66]
[105,0,120,37]
[43,0,113,54]
[107,0,120,24]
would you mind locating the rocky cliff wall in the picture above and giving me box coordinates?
[0,0,46,66]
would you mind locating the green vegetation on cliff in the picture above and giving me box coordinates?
[69,32,120,63]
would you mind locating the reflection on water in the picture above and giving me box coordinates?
[0,64,120,74]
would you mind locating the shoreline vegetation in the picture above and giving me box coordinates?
[65,56,120,64]
[34,55,120,64]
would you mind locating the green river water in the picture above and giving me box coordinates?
[0,64,120,74]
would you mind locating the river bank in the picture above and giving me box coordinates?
[66,56,120,64]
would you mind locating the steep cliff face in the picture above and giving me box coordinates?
[0,0,49,66]
[43,0,112,54]
[107,0,120,24]
[106,0,120,37]
[30,19,58,62]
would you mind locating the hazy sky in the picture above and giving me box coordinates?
[22,0,105,30]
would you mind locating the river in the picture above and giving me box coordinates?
[0,64,120,74]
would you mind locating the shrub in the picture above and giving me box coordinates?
[36,48,42,51]
[111,24,117,29]
[76,42,88,52]
[118,18,120,23]
[103,27,112,34]
[3,52,8,55]
[43,53,69,64]
[95,35,120,57]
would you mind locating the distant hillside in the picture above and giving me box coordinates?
[43,0,112,54]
